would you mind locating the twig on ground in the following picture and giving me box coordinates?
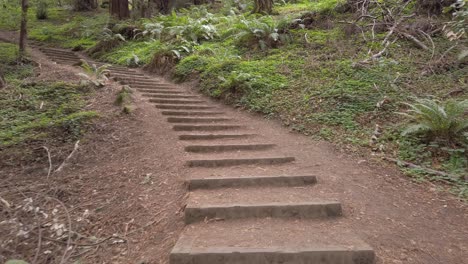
[383,157,460,182]
[42,146,53,180]
[55,140,80,173]
[398,31,430,50]
[32,210,43,264]
[418,29,436,59]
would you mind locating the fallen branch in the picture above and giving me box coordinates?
[42,146,53,180]
[55,140,80,173]
[383,157,461,181]
[398,31,430,50]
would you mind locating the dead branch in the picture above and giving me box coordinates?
[42,146,53,180]
[383,157,461,181]
[418,29,436,58]
[398,30,430,50]
[32,210,43,264]
[55,140,80,173]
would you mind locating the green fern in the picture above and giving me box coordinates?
[78,60,111,87]
[398,98,468,143]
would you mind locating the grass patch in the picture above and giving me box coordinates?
[0,81,97,147]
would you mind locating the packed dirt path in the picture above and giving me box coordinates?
[23,46,468,263]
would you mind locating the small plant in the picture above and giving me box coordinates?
[77,60,110,87]
[115,85,132,105]
[36,1,48,20]
[398,98,468,144]
[228,16,290,50]
[444,0,467,60]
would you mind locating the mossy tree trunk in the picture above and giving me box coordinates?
[19,0,28,60]
[110,0,130,19]
[252,0,273,14]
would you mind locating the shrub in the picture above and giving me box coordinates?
[227,16,291,50]
[399,98,468,144]
[36,1,48,20]
[77,60,110,87]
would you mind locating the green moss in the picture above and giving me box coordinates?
[276,0,344,15]
[0,43,18,63]
[0,80,97,147]
[101,40,164,66]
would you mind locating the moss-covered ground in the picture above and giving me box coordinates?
[0,42,97,165]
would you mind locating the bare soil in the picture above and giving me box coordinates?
[0,43,188,264]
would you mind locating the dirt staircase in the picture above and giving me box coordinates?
[38,47,376,264]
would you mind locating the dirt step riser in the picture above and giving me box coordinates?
[117,79,164,83]
[43,53,80,60]
[50,60,80,65]
[138,90,185,94]
[170,248,375,264]
[49,57,80,62]
[40,50,77,56]
[109,72,145,77]
[188,175,318,190]
[128,83,175,88]
[167,117,231,123]
[112,77,156,83]
[187,157,295,167]
[179,134,254,140]
[184,202,342,224]
[40,48,74,53]
[142,94,199,99]
[155,105,216,110]
[91,62,127,69]
[185,144,276,153]
[149,99,206,104]
[110,74,151,79]
[173,125,241,132]
[120,82,174,87]
[162,111,225,116]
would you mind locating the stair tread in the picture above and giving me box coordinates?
[188,175,317,189]
[188,186,340,206]
[172,219,374,263]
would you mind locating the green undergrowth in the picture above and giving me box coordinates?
[0,43,97,150]
[100,40,165,65]
[0,4,107,49]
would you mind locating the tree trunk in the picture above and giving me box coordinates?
[19,0,28,60]
[153,0,170,15]
[110,0,130,19]
[0,71,5,89]
[252,0,273,14]
[74,0,98,11]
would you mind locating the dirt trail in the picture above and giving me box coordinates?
[2,41,467,264]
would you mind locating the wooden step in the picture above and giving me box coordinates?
[173,124,241,132]
[188,175,317,190]
[149,99,205,104]
[138,89,184,94]
[167,117,230,123]
[185,201,342,224]
[179,133,254,140]
[185,143,275,153]
[170,219,375,264]
[142,94,198,99]
[187,156,295,167]
[155,104,215,110]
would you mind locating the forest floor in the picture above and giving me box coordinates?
[0,38,188,263]
[0,31,467,263]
